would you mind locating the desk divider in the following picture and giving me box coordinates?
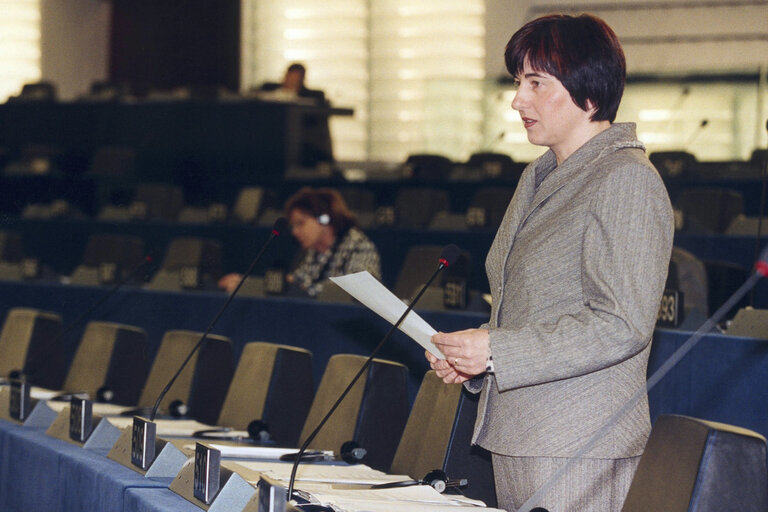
[108,427,187,478]
[170,457,257,511]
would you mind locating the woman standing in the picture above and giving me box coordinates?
[426,14,674,511]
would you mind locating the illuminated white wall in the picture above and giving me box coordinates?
[241,0,486,162]
[0,0,41,102]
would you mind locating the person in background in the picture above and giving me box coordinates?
[257,62,326,105]
[425,13,674,512]
[219,187,380,297]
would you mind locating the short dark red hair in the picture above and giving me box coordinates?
[505,13,626,123]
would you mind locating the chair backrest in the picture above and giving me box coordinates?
[70,233,146,286]
[390,371,496,506]
[137,330,233,425]
[146,237,222,291]
[467,186,515,229]
[622,414,768,511]
[704,260,750,321]
[393,245,472,302]
[725,214,768,236]
[670,246,709,316]
[466,152,519,181]
[232,187,265,223]
[649,151,697,180]
[676,188,744,234]
[62,321,149,406]
[403,154,453,183]
[0,230,24,263]
[727,308,768,338]
[339,187,377,213]
[394,187,450,228]
[299,354,410,472]
[132,183,185,221]
[218,342,314,447]
[0,307,64,389]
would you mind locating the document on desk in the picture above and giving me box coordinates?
[104,417,214,437]
[330,271,444,359]
[237,459,405,485]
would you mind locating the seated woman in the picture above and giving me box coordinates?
[219,187,380,297]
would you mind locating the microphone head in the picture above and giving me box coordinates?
[247,419,271,442]
[757,245,768,278]
[272,217,289,236]
[439,244,462,268]
[96,386,114,403]
[169,399,189,418]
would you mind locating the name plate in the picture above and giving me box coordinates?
[9,378,31,421]
[443,278,468,309]
[657,289,684,328]
[69,396,93,443]
[131,417,157,470]
[193,442,221,504]
[257,476,288,512]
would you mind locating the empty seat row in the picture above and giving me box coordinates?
[0,307,496,504]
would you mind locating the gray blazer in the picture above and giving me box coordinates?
[468,123,674,459]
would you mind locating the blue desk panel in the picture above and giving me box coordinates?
[0,420,168,512]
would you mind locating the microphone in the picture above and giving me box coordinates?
[148,217,289,422]
[18,253,158,384]
[516,245,768,512]
[286,244,462,500]
[684,118,709,148]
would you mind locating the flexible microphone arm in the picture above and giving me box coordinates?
[749,118,768,307]
[21,253,158,381]
[287,244,462,499]
[149,217,288,421]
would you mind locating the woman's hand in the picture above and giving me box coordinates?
[426,329,490,384]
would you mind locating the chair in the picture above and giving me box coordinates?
[145,237,222,291]
[339,187,377,214]
[401,154,454,183]
[670,247,709,317]
[217,342,314,447]
[649,151,697,180]
[390,371,496,506]
[725,215,768,236]
[60,321,149,406]
[299,354,410,472]
[8,81,57,102]
[130,183,185,221]
[135,330,234,425]
[393,187,450,228]
[393,245,472,302]
[69,233,146,286]
[231,187,265,224]
[466,186,515,229]
[727,308,768,339]
[464,151,521,182]
[704,260,750,322]
[676,188,744,234]
[0,308,64,389]
[621,415,768,511]
[0,230,25,281]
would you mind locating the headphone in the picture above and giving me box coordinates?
[317,213,330,225]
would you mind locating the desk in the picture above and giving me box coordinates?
[0,281,767,438]
[2,217,767,304]
[0,419,174,512]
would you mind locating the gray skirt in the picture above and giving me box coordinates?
[492,454,640,512]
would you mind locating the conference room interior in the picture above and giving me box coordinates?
[1,1,768,511]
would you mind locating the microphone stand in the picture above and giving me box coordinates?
[287,245,460,500]
[149,219,287,421]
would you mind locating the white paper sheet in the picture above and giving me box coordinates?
[330,271,444,358]
[105,417,214,437]
[181,445,333,460]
